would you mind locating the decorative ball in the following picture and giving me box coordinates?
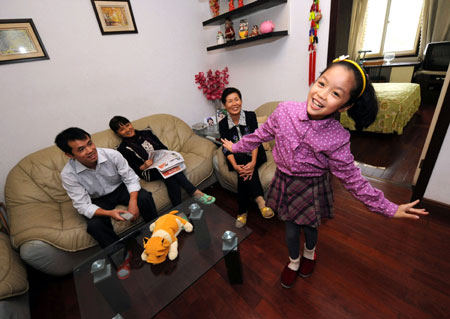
[260,20,275,34]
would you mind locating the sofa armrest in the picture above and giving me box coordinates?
[8,200,97,252]
[181,133,217,160]
[0,233,28,300]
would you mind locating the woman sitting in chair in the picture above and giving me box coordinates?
[109,116,215,206]
[219,87,274,228]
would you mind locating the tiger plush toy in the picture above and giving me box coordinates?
[141,210,193,264]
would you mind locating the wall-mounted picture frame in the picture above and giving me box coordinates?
[91,0,138,35]
[0,19,49,65]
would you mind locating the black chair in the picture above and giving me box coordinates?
[413,41,450,98]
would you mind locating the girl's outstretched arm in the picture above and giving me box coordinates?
[393,200,429,219]
[222,138,234,152]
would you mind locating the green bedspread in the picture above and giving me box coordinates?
[340,83,421,134]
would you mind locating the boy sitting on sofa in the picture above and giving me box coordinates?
[55,127,158,249]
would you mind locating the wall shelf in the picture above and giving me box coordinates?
[207,30,288,51]
[203,0,288,26]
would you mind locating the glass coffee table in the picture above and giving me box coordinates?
[73,198,252,319]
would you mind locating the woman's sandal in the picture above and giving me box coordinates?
[260,207,275,219]
[196,193,216,204]
[235,213,247,228]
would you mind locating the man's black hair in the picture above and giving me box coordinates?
[55,127,91,155]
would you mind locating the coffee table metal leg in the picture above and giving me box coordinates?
[222,230,243,284]
[223,247,243,284]
[91,259,131,315]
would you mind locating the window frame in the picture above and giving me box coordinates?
[363,0,423,59]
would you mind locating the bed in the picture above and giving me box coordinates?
[340,82,421,134]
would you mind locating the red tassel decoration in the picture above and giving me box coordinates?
[308,0,321,86]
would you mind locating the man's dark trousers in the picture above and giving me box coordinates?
[87,183,157,248]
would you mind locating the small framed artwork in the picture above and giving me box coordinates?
[0,19,49,65]
[216,109,227,122]
[204,116,216,127]
[91,0,138,35]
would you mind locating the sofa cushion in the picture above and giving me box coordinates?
[0,233,28,300]
[5,114,216,253]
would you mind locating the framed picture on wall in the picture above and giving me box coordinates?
[0,19,49,65]
[91,0,138,35]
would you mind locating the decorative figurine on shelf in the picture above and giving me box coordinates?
[229,0,235,11]
[225,18,235,41]
[249,25,260,37]
[260,20,275,34]
[238,0,244,8]
[209,0,220,17]
[217,31,225,44]
[239,19,249,39]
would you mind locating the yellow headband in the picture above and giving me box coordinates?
[332,57,366,98]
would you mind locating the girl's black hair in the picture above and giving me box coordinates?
[221,87,242,104]
[323,61,378,131]
[109,116,131,133]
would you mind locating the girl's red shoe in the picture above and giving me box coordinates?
[298,255,316,278]
[280,263,297,288]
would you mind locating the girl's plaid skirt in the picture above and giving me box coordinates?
[266,169,334,227]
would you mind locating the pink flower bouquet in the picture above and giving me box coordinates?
[194,67,229,101]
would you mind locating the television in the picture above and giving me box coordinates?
[422,41,450,71]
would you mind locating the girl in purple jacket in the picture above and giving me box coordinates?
[222,56,428,289]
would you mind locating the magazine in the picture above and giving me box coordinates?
[145,150,185,179]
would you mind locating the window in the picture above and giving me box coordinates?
[361,0,424,58]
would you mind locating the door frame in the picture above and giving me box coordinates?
[411,70,450,200]
[327,0,450,203]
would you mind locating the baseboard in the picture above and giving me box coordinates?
[421,198,450,225]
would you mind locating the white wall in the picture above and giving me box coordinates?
[0,0,330,202]
[204,0,330,109]
[424,125,450,204]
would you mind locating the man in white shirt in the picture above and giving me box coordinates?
[55,127,158,248]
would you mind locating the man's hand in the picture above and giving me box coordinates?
[109,209,131,221]
[393,200,429,219]
[127,191,140,221]
[127,201,140,221]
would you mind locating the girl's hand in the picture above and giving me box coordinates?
[140,159,153,171]
[393,200,429,219]
[145,159,153,167]
[221,138,234,152]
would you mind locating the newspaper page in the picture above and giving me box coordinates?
[145,150,185,179]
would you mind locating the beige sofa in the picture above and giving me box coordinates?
[0,232,30,319]
[213,101,279,194]
[5,114,217,276]
[0,204,30,319]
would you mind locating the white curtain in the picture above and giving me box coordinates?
[419,0,450,58]
[347,0,368,61]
